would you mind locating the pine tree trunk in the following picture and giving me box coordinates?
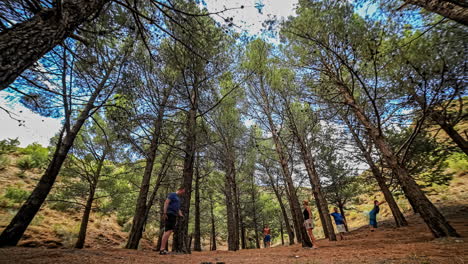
[225,168,237,251]
[265,168,294,245]
[75,186,96,249]
[430,111,468,156]
[156,197,166,251]
[0,81,104,247]
[300,148,336,241]
[125,122,162,249]
[268,122,312,247]
[173,92,198,253]
[409,89,467,156]
[126,92,170,249]
[338,205,349,232]
[240,213,247,249]
[341,115,408,227]
[0,0,109,90]
[250,172,261,249]
[280,217,284,245]
[340,85,460,238]
[232,169,241,250]
[404,0,468,26]
[284,100,336,241]
[193,158,202,251]
[210,194,217,251]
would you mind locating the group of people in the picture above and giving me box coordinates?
[158,187,385,254]
[264,199,386,248]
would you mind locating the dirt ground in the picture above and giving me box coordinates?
[1,206,467,264]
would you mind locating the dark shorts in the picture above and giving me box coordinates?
[264,234,271,242]
[370,218,377,228]
[165,214,177,231]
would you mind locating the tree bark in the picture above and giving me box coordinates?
[430,111,468,156]
[341,114,408,227]
[193,156,202,251]
[0,77,105,247]
[0,0,109,90]
[210,194,217,251]
[249,170,261,249]
[404,0,468,26]
[125,124,161,249]
[267,116,313,247]
[264,168,295,245]
[338,204,349,232]
[339,84,460,238]
[280,217,284,245]
[74,186,96,249]
[282,98,336,241]
[224,162,237,251]
[173,88,198,253]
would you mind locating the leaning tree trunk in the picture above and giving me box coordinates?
[75,186,96,249]
[126,91,170,249]
[125,122,162,249]
[284,100,336,241]
[265,167,295,245]
[0,0,109,90]
[409,89,468,156]
[173,91,198,253]
[430,111,468,156]
[404,0,468,26]
[338,203,349,232]
[341,114,408,227]
[268,118,313,247]
[0,82,104,247]
[301,149,336,241]
[340,85,460,238]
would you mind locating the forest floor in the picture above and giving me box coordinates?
[1,204,467,264]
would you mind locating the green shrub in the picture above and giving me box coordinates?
[4,186,30,204]
[447,152,468,172]
[0,154,10,170]
[17,155,34,170]
[19,143,49,169]
[0,138,19,154]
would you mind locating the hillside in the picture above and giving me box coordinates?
[1,148,467,252]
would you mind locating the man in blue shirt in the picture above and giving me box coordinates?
[159,187,185,255]
[330,207,347,240]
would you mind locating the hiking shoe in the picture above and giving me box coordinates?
[159,250,168,255]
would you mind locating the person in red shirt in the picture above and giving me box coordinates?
[263,224,271,248]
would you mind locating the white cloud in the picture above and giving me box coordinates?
[0,92,62,147]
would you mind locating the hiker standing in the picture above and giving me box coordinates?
[330,207,347,240]
[263,224,271,248]
[369,200,386,232]
[159,187,185,255]
[303,200,318,249]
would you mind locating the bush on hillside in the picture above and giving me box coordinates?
[0,138,19,154]
[4,186,30,204]
[19,143,49,169]
[447,152,468,172]
[17,155,34,170]
[0,154,10,170]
